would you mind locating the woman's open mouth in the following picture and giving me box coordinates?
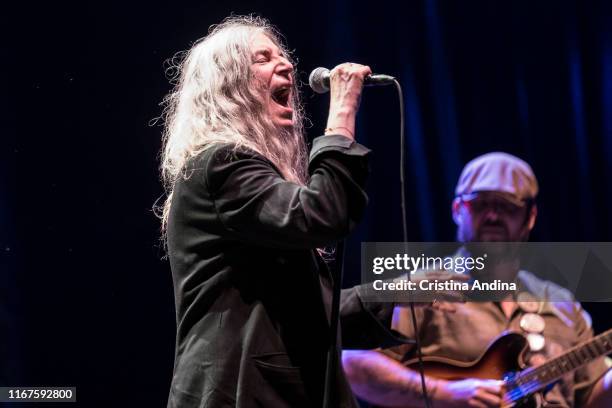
[271,86,291,107]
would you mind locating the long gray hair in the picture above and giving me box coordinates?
[158,15,308,233]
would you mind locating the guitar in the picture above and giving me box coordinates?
[402,329,612,407]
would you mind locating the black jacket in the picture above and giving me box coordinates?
[166,135,400,408]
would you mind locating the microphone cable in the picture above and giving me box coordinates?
[321,75,432,408]
[393,79,432,408]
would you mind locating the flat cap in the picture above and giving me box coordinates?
[455,152,538,204]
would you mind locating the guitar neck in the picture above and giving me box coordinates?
[511,328,612,395]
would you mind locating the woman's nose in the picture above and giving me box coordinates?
[277,57,293,78]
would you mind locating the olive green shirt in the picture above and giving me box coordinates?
[382,271,609,407]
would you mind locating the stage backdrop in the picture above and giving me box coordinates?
[3,0,612,406]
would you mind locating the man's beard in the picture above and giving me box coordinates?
[464,223,530,281]
[475,220,510,242]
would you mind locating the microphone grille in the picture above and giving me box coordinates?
[309,67,330,94]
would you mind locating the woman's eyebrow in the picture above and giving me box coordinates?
[253,47,272,54]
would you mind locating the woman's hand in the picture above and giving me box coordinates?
[325,62,372,140]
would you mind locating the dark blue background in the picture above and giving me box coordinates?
[3,0,612,406]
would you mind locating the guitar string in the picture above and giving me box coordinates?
[517,329,611,383]
[505,330,612,401]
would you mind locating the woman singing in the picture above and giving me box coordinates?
[159,15,399,408]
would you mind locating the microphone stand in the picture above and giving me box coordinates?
[322,239,345,408]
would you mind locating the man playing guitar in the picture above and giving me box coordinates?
[342,152,612,407]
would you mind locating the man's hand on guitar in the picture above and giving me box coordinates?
[435,378,504,408]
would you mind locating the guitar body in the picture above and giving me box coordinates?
[378,326,612,407]
[405,331,527,381]
[405,332,541,407]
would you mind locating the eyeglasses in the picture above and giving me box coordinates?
[459,193,530,216]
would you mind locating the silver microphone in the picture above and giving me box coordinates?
[308,67,396,94]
